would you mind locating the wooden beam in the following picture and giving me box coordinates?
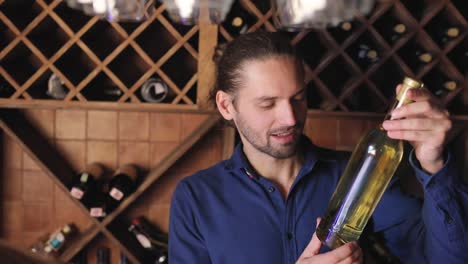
[196,1,218,109]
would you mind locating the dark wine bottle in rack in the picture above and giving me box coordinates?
[69,162,104,208]
[328,21,355,43]
[221,0,256,37]
[385,23,407,44]
[139,77,175,103]
[107,164,138,203]
[353,44,380,69]
[97,247,110,264]
[399,42,434,72]
[423,73,458,97]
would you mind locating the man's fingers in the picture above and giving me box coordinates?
[324,242,359,263]
[391,101,448,119]
[300,218,323,257]
[383,118,452,132]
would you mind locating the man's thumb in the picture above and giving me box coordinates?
[301,218,323,257]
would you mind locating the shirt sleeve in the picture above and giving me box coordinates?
[169,179,212,264]
[372,149,468,263]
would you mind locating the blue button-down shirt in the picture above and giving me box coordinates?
[169,136,467,263]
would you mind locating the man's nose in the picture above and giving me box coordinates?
[278,102,297,127]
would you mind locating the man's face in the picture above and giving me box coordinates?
[229,56,307,159]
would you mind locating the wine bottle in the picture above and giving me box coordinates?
[222,0,255,36]
[89,191,113,219]
[355,44,380,69]
[44,224,76,255]
[70,163,104,207]
[47,73,68,99]
[108,164,138,203]
[128,217,168,263]
[132,216,168,246]
[439,26,460,45]
[120,252,130,264]
[140,78,173,103]
[328,21,354,43]
[316,77,423,249]
[424,74,457,97]
[97,247,110,264]
[387,23,407,43]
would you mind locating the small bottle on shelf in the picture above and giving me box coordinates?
[69,162,104,207]
[44,224,76,256]
[97,247,110,264]
[89,191,113,219]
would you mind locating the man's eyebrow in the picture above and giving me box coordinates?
[254,88,306,102]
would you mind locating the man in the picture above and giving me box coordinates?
[169,31,467,263]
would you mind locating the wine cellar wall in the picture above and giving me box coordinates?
[0,0,467,263]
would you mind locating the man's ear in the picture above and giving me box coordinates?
[216,90,235,121]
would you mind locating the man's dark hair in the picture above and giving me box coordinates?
[209,31,302,108]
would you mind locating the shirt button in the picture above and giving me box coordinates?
[287,232,293,240]
[268,186,275,193]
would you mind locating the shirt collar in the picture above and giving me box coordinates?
[224,135,337,179]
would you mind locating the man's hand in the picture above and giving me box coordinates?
[382,85,452,174]
[296,218,363,264]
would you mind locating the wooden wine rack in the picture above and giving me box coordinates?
[0,0,467,263]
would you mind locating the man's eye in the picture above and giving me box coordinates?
[293,94,306,101]
[259,102,274,109]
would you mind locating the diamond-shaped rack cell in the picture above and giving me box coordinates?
[424,6,465,49]
[135,19,178,62]
[26,16,70,58]
[370,57,406,100]
[25,69,63,99]
[447,37,467,76]
[396,33,439,76]
[399,0,436,22]
[0,19,16,52]
[0,0,43,31]
[81,19,124,60]
[343,85,387,112]
[52,1,93,33]
[318,56,354,99]
[108,46,151,88]
[160,47,197,92]
[81,72,123,101]
[305,80,332,110]
[295,31,329,70]
[54,44,96,86]
[0,74,16,98]
[1,42,42,86]
[450,0,468,21]
[345,31,386,71]
[328,20,364,45]
[372,4,415,46]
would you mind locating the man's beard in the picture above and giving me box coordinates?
[235,114,303,159]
